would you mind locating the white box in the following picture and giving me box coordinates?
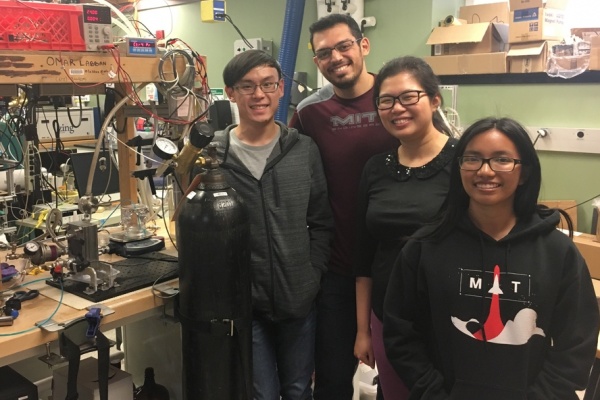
[36,107,96,143]
[53,357,133,400]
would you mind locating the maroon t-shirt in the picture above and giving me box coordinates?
[289,81,398,276]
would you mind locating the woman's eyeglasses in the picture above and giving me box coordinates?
[458,156,522,172]
[375,91,428,110]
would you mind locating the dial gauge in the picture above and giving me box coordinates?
[153,137,178,160]
[24,241,40,255]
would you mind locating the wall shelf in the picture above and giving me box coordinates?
[438,70,600,85]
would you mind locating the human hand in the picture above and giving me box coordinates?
[354,331,375,368]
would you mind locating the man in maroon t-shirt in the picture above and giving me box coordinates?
[289,13,398,400]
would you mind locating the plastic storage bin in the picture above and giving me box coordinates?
[0,1,86,51]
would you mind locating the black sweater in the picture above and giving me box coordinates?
[355,139,456,319]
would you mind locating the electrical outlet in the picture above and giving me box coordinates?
[360,16,376,28]
[527,127,600,154]
[233,38,273,56]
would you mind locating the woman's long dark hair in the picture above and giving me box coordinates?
[423,117,573,240]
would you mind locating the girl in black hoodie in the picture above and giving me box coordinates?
[383,117,599,400]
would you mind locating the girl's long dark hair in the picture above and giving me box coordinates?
[422,117,573,240]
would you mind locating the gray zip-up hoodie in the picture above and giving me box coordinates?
[210,122,333,322]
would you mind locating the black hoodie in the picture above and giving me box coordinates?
[383,210,600,400]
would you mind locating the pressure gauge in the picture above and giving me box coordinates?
[24,241,40,256]
[153,137,178,160]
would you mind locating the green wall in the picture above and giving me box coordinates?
[141,0,600,232]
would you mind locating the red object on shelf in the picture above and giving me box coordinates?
[0,1,86,51]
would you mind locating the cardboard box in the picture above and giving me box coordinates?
[574,233,600,280]
[53,357,133,400]
[459,2,510,24]
[539,200,577,231]
[591,36,600,71]
[425,52,507,75]
[571,27,600,43]
[550,55,590,72]
[544,40,593,73]
[508,41,552,73]
[427,22,509,56]
[591,53,600,71]
[509,0,567,43]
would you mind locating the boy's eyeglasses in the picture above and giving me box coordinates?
[234,81,280,95]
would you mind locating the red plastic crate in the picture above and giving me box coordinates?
[0,1,86,51]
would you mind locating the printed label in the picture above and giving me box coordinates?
[529,22,539,32]
[513,7,539,22]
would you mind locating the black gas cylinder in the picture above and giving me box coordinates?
[176,161,252,400]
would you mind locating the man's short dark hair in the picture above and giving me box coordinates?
[309,14,362,52]
[223,49,282,87]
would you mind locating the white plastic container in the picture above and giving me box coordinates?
[352,362,378,400]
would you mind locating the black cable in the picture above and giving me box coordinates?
[41,173,66,203]
[52,107,64,153]
[217,13,314,95]
[128,19,157,38]
[562,194,600,210]
[218,14,253,48]
[37,108,56,157]
[66,96,83,128]
[106,88,127,134]
[0,117,25,168]
[171,172,183,193]
[49,106,65,199]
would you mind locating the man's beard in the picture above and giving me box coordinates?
[333,76,359,90]
[328,62,363,90]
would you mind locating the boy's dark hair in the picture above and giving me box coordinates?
[223,49,282,88]
[374,56,449,136]
[309,14,362,52]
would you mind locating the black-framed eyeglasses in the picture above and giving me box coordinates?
[233,81,280,95]
[375,90,428,110]
[458,156,522,172]
[313,38,362,61]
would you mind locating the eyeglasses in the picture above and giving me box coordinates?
[458,156,522,172]
[375,90,428,110]
[233,81,280,95]
[314,38,362,61]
